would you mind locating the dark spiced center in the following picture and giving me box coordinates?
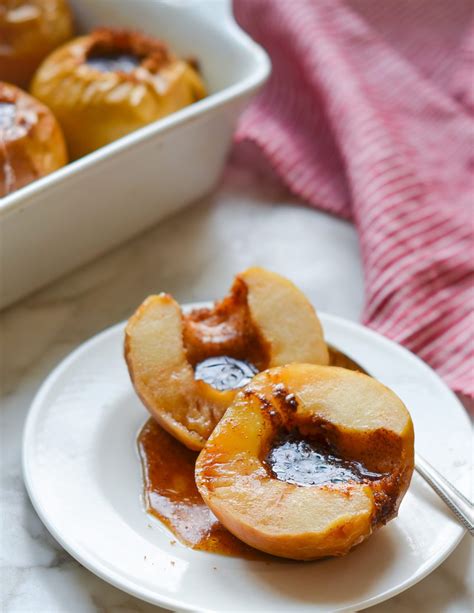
[195,356,258,391]
[86,51,141,73]
[266,432,384,486]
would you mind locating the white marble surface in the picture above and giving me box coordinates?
[1,166,472,612]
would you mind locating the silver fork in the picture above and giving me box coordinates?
[415,452,473,536]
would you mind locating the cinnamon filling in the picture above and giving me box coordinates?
[183,279,270,373]
[181,280,364,393]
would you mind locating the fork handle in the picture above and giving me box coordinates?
[415,452,474,536]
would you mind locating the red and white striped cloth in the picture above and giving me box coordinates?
[233,0,474,398]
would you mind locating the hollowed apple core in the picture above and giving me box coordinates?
[183,278,364,393]
[86,51,140,73]
[84,29,170,74]
[183,279,271,389]
[254,382,407,527]
[266,431,385,487]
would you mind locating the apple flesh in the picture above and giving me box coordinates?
[195,364,414,560]
[124,268,329,450]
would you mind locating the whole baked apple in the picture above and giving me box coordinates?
[0,0,73,88]
[0,82,67,197]
[31,28,206,159]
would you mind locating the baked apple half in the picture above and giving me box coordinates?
[31,28,207,159]
[125,267,329,450]
[0,0,73,88]
[0,82,67,197]
[195,364,414,560]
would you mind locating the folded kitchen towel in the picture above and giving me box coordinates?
[233,0,474,397]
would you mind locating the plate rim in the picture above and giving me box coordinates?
[22,310,468,613]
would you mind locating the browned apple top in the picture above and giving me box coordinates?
[83,28,171,76]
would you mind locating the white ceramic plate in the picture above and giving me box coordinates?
[23,309,471,612]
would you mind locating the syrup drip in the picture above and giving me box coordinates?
[138,419,263,558]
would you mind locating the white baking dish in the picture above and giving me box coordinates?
[0,0,270,309]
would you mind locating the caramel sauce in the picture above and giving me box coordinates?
[138,419,264,558]
[138,346,368,557]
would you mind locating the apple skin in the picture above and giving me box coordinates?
[124,268,329,450]
[0,82,67,197]
[195,364,414,560]
[0,0,73,89]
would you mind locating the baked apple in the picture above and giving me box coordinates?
[0,82,67,197]
[31,28,207,159]
[195,364,414,560]
[0,0,73,88]
[125,267,329,450]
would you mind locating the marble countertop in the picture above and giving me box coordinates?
[1,167,472,612]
